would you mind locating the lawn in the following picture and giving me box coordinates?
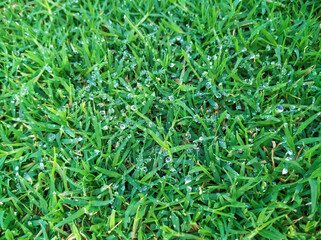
[1,0,321,239]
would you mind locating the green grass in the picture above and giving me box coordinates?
[0,0,321,239]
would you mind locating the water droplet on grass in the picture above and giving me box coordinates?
[285,157,292,161]
[185,175,192,184]
[48,133,55,142]
[219,139,226,148]
[276,105,284,113]
[185,132,191,139]
[213,102,219,110]
[94,149,100,155]
[282,168,288,175]
[39,162,44,170]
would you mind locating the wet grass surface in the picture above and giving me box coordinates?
[0,0,321,239]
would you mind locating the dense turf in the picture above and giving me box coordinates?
[1,0,321,239]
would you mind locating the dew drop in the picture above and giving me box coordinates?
[48,133,55,142]
[282,168,288,175]
[276,105,284,113]
[185,132,191,139]
[185,175,192,184]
